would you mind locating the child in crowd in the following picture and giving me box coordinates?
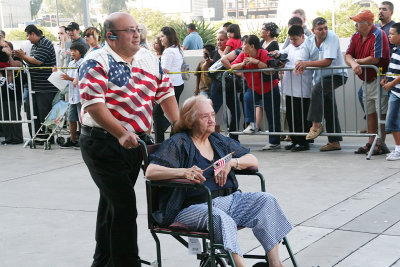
[53,42,87,149]
[381,22,400,161]
[195,44,215,97]
[224,24,242,54]
[279,25,313,152]
[0,33,14,90]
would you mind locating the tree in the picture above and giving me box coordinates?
[317,0,378,38]
[101,0,126,14]
[7,27,56,41]
[30,0,43,19]
[43,0,84,24]
[171,19,219,45]
[129,8,177,41]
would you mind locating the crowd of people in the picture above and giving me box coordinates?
[191,2,400,160]
[0,2,399,266]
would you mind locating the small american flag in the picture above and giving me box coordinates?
[213,152,234,176]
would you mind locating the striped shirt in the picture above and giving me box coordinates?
[28,36,58,92]
[78,44,175,133]
[387,47,400,98]
[346,26,390,82]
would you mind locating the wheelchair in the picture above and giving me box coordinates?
[139,140,298,267]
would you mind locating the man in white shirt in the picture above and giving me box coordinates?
[280,25,313,152]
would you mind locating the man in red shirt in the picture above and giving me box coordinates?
[345,10,390,155]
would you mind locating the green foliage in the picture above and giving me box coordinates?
[39,27,57,42]
[101,0,126,14]
[276,26,288,44]
[7,30,27,41]
[316,0,378,38]
[171,19,219,46]
[6,27,57,42]
[129,8,176,41]
[30,0,43,19]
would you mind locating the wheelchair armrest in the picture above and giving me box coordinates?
[234,166,259,175]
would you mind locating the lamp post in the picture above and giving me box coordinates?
[56,0,60,26]
[0,0,4,29]
[332,0,335,33]
[83,0,89,28]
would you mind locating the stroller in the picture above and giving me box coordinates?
[28,89,70,150]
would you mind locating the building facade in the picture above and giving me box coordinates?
[0,0,31,28]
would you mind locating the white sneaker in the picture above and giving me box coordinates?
[262,143,281,150]
[0,77,5,86]
[7,83,14,90]
[243,124,257,134]
[386,150,400,161]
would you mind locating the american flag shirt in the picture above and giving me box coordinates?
[78,43,175,132]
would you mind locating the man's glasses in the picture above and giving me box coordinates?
[112,28,141,35]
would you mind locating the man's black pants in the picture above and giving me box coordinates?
[286,95,311,146]
[80,132,142,267]
[153,84,184,143]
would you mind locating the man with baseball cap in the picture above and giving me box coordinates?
[64,22,89,66]
[345,10,390,155]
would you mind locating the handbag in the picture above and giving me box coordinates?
[224,72,242,92]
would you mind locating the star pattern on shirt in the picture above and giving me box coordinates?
[107,55,131,87]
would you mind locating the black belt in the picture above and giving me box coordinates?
[81,125,114,139]
[182,187,237,208]
[81,125,155,145]
[211,187,236,198]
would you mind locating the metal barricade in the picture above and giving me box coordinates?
[221,65,384,160]
[0,67,35,146]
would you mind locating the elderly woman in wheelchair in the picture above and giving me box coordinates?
[146,95,292,267]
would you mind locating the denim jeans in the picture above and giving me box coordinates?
[244,85,281,145]
[386,92,400,132]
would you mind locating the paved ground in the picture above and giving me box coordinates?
[0,134,399,267]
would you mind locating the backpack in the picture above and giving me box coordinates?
[181,60,190,80]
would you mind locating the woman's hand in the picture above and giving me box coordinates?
[214,159,236,187]
[2,46,12,57]
[243,57,259,66]
[184,166,206,184]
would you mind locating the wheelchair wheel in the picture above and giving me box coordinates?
[199,255,227,267]
[252,262,268,267]
[56,136,65,145]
